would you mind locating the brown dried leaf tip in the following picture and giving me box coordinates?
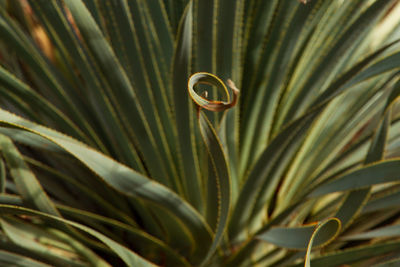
[299,0,309,4]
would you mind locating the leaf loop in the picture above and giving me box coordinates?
[188,72,239,112]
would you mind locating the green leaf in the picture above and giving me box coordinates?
[240,0,321,174]
[279,0,396,127]
[334,104,391,228]
[27,0,142,169]
[0,9,95,145]
[309,160,400,198]
[87,0,181,191]
[198,112,231,265]
[229,113,316,241]
[373,258,400,267]
[363,190,400,213]
[171,1,203,210]
[0,195,190,266]
[341,224,400,240]
[266,37,400,215]
[0,61,86,143]
[0,205,157,267]
[347,51,400,88]
[56,204,191,267]
[291,241,400,267]
[257,218,340,250]
[62,0,175,187]
[163,0,188,33]
[0,250,52,267]
[0,134,59,216]
[0,158,5,193]
[0,127,63,152]
[0,217,107,267]
[0,136,114,264]
[304,218,341,267]
[0,194,23,206]
[0,108,212,262]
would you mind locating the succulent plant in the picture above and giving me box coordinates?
[0,0,400,266]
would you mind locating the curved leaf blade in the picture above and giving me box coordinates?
[0,134,59,216]
[0,108,213,259]
[0,205,157,267]
[305,218,341,267]
[0,250,52,267]
[341,224,400,240]
[257,218,340,251]
[198,112,231,265]
[291,241,400,267]
[309,160,400,198]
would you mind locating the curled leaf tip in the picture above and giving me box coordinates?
[188,72,239,112]
[227,79,239,92]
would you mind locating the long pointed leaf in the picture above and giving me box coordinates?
[0,205,156,267]
[0,108,213,261]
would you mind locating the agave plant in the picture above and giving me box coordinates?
[0,0,400,266]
